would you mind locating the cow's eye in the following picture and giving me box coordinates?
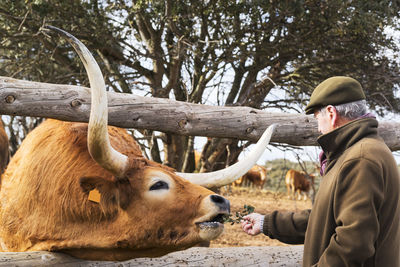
[149,181,169,191]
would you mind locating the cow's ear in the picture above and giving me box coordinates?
[80,177,119,212]
[80,176,116,194]
[80,176,132,211]
[115,178,133,210]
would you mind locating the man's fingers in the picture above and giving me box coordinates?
[242,221,254,233]
[242,215,250,220]
[244,223,252,231]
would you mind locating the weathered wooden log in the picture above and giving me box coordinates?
[0,246,303,266]
[1,76,399,150]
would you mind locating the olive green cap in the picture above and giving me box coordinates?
[305,76,366,115]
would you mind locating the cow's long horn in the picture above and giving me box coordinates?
[176,124,276,188]
[46,26,128,177]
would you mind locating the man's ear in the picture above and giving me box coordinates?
[326,105,339,127]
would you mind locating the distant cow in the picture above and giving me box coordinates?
[233,165,268,189]
[285,169,315,201]
[0,120,9,175]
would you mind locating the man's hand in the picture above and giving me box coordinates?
[241,212,264,236]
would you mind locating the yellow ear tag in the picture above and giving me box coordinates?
[88,189,101,203]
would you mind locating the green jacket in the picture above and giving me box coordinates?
[263,118,400,267]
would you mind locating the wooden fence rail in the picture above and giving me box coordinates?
[0,246,303,266]
[1,76,400,150]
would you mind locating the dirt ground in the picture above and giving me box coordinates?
[210,186,312,247]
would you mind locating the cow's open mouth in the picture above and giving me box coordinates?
[196,212,228,240]
[196,213,226,229]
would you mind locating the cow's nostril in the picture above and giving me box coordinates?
[210,194,224,204]
[210,194,230,212]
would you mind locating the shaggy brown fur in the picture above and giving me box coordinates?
[0,120,9,175]
[0,119,228,261]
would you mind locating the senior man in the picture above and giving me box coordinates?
[241,76,400,267]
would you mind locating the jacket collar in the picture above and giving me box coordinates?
[317,117,378,174]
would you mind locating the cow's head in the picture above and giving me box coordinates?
[70,165,231,260]
[0,26,275,261]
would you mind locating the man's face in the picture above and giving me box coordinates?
[314,107,335,134]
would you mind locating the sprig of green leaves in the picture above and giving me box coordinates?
[223,204,255,225]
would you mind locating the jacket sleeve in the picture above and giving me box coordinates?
[263,209,310,244]
[316,158,384,266]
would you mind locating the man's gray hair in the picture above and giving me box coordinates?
[320,100,367,120]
